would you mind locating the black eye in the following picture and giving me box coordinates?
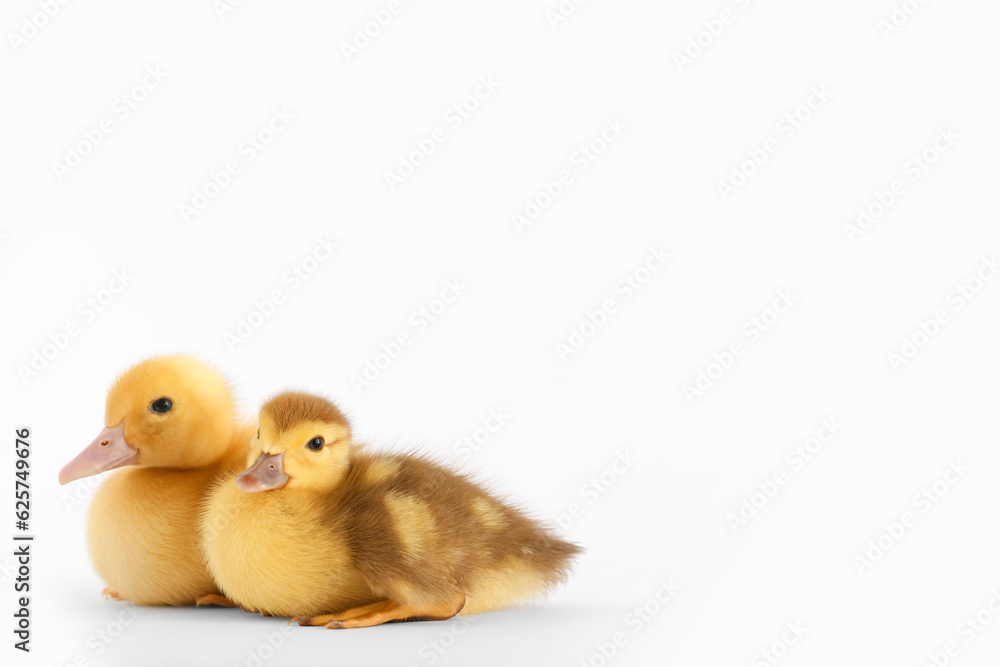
[150,397,173,413]
[306,437,324,451]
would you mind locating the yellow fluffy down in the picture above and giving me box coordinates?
[201,479,377,617]
[460,561,553,615]
[88,467,219,605]
[81,355,253,605]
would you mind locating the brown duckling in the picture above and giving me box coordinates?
[201,391,580,628]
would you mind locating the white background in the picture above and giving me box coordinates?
[2,1,1000,666]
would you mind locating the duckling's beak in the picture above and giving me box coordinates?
[59,422,139,485]
[236,452,288,492]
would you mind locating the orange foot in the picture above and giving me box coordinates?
[196,593,240,608]
[290,593,466,629]
[102,587,124,601]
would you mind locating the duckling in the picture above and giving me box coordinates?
[59,355,255,606]
[202,391,580,629]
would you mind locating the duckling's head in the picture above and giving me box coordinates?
[59,355,238,485]
[236,392,352,494]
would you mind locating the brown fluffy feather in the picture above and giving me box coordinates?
[202,392,581,618]
[330,451,581,614]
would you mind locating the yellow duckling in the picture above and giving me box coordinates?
[59,355,255,605]
[202,391,580,628]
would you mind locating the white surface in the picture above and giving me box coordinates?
[2,1,1000,665]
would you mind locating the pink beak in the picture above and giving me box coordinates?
[59,422,139,485]
[236,452,289,492]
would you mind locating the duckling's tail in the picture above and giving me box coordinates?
[461,518,582,615]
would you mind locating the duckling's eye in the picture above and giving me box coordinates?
[306,437,324,452]
[150,397,173,414]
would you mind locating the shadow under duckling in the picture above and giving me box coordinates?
[202,391,581,628]
[59,355,256,606]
